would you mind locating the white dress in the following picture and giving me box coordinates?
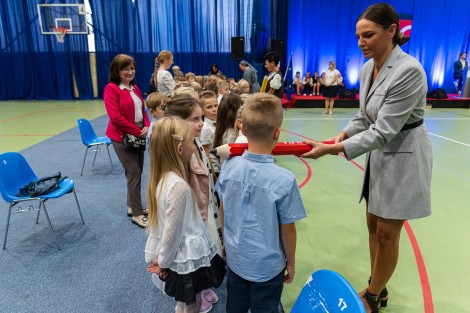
[144,172,217,292]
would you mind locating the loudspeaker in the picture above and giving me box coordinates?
[428,88,448,99]
[272,39,284,61]
[231,37,244,59]
[339,89,357,99]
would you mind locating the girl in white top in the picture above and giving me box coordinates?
[293,71,303,95]
[323,61,340,115]
[163,94,223,311]
[145,117,224,313]
[155,50,176,97]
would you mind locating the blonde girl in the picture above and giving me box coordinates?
[164,94,223,311]
[145,117,224,313]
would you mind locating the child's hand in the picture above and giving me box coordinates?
[147,257,170,281]
[222,243,227,261]
[147,257,162,274]
[284,264,295,284]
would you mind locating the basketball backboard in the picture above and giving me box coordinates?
[37,4,88,34]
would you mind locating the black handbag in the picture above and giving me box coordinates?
[122,134,146,152]
[17,172,67,197]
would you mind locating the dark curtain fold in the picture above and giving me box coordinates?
[0,0,92,100]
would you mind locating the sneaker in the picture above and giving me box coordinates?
[303,93,306,96]
[131,215,148,228]
[128,207,148,217]
[201,289,218,304]
[329,111,333,115]
[199,299,212,313]
[310,94,313,96]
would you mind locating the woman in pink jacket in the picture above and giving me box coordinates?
[104,54,150,228]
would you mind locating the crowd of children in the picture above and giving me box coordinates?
[140,51,306,313]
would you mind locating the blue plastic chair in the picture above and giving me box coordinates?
[291,269,366,313]
[0,152,85,250]
[77,118,113,175]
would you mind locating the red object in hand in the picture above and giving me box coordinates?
[212,141,335,158]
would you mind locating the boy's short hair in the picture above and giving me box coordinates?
[146,92,169,110]
[203,83,218,94]
[185,72,196,80]
[175,82,190,89]
[190,82,203,92]
[217,81,229,89]
[199,90,217,105]
[241,93,283,141]
[173,86,198,99]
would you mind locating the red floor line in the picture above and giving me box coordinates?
[296,156,312,189]
[404,222,434,313]
[284,129,434,313]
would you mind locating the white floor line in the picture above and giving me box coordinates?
[426,117,470,120]
[284,117,470,121]
[284,117,352,120]
[429,132,470,147]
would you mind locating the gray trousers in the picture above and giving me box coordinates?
[112,140,145,216]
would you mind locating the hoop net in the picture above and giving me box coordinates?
[53,27,67,43]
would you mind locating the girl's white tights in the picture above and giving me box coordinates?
[175,292,201,313]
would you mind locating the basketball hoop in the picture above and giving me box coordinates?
[53,27,67,43]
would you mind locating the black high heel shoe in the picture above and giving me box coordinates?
[368,277,388,307]
[362,289,380,313]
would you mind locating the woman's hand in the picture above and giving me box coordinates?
[140,127,149,138]
[301,140,343,159]
[329,131,349,143]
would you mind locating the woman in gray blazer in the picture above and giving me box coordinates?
[302,4,432,313]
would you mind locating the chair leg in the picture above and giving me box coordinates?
[72,188,85,224]
[92,146,98,167]
[3,203,14,250]
[106,144,114,169]
[35,199,41,224]
[80,147,90,176]
[40,201,60,250]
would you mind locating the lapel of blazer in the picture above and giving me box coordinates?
[365,45,402,103]
[360,62,372,108]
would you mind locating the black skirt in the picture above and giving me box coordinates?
[163,254,226,304]
[324,85,338,98]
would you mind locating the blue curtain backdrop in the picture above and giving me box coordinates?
[287,0,470,93]
[1,0,468,100]
[89,0,262,97]
[0,0,93,100]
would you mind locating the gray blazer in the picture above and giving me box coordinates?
[342,46,432,220]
